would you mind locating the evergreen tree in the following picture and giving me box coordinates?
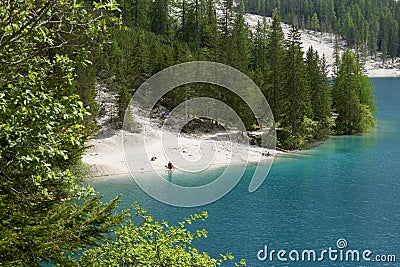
[244,0,400,61]
[252,19,269,71]
[200,0,219,61]
[333,49,376,134]
[151,0,170,35]
[217,0,235,64]
[311,12,320,31]
[229,13,252,73]
[265,8,285,121]
[306,47,332,139]
[251,18,269,96]
[120,0,151,28]
[76,64,98,123]
[281,25,313,147]
[0,1,125,265]
[333,35,341,76]
[387,17,399,62]
[131,29,152,88]
[117,86,131,127]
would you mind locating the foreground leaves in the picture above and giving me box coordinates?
[76,204,246,267]
[0,1,125,266]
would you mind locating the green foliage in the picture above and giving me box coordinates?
[1,0,379,265]
[278,117,315,150]
[311,12,320,31]
[117,86,131,127]
[281,25,312,138]
[333,49,376,134]
[75,204,246,266]
[100,0,377,150]
[229,13,252,73]
[0,91,88,201]
[151,0,171,35]
[358,104,376,132]
[0,0,125,265]
[306,48,332,140]
[264,9,286,122]
[246,0,400,61]
[76,64,98,123]
[120,0,151,28]
[0,193,124,266]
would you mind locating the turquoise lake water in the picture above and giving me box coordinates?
[90,78,400,266]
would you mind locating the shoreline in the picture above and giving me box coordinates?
[86,159,280,180]
[82,128,281,179]
[366,70,400,78]
[83,14,400,178]
[83,76,398,179]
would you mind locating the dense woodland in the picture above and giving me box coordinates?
[0,0,244,266]
[245,0,400,63]
[0,0,377,266]
[93,0,376,149]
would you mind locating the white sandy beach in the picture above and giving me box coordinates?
[83,123,277,178]
[83,13,400,178]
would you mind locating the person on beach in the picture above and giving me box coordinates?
[262,151,271,157]
[166,161,174,170]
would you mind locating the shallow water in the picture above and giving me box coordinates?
[91,78,400,266]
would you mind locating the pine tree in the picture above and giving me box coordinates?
[117,86,131,128]
[200,0,219,61]
[265,8,285,121]
[311,12,320,31]
[333,49,376,134]
[151,0,170,35]
[252,19,269,71]
[306,47,332,139]
[76,64,98,123]
[244,0,400,58]
[217,0,235,64]
[250,19,269,108]
[229,13,252,73]
[282,25,312,139]
[388,18,399,62]
[120,0,151,28]
[131,29,152,88]
[333,35,341,76]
